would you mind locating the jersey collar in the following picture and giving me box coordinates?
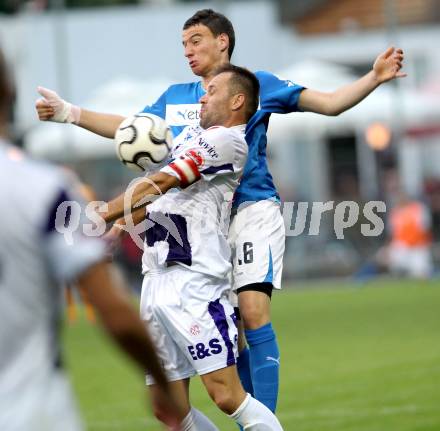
[230,124,246,134]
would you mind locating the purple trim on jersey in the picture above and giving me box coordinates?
[208,299,235,367]
[43,189,70,235]
[200,163,234,175]
[145,212,192,266]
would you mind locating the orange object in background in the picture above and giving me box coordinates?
[66,283,96,324]
[389,200,432,248]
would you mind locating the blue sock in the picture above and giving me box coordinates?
[245,323,279,413]
[237,347,254,396]
[236,347,253,431]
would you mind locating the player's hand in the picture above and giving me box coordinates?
[35,86,81,124]
[372,47,407,84]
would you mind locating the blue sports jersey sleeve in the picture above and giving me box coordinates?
[140,88,168,119]
[256,70,305,114]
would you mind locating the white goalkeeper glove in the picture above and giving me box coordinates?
[36,86,81,124]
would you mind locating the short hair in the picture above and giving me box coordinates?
[214,64,260,121]
[0,46,14,118]
[183,9,235,59]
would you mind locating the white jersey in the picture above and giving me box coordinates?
[142,125,248,279]
[0,139,106,429]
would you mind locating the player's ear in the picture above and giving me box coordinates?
[231,93,245,112]
[218,33,229,54]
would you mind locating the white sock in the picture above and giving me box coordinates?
[229,394,283,430]
[176,410,196,431]
[192,407,219,430]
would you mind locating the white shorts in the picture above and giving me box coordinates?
[229,200,285,292]
[140,266,238,385]
[388,244,433,278]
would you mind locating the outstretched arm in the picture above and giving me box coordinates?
[298,47,406,116]
[101,172,180,224]
[36,86,125,138]
[78,109,125,138]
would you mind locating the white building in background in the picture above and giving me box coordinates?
[1,1,298,133]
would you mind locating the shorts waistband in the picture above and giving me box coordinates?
[232,198,281,216]
[143,262,182,277]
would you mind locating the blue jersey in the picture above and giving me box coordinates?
[141,71,305,208]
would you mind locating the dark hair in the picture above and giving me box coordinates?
[183,9,235,59]
[214,64,260,121]
[0,46,14,118]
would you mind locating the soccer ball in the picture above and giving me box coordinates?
[115,113,173,172]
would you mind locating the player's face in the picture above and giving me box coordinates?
[199,72,232,129]
[182,24,226,77]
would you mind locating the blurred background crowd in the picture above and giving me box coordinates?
[1,0,440,284]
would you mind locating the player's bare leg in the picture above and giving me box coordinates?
[150,379,219,430]
[238,291,271,329]
[150,379,190,428]
[201,365,246,414]
[237,318,248,351]
[201,365,283,430]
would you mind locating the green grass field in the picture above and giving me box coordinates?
[65,279,440,430]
